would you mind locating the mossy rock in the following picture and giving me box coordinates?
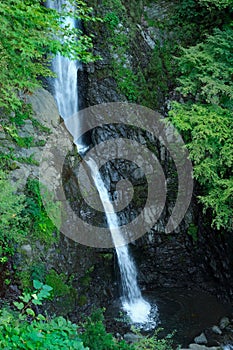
[78,294,88,306]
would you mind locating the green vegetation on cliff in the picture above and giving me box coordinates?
[87,0,232,230]
[169,0,233,230]
[0,0,98,112]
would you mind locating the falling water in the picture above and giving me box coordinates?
[86,158,152,324]
[46,0,79,119]
[46,0,156,326]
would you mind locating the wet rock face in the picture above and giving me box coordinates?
[79,70,126,108]
[0,87,116,317]
[0,88,61,188]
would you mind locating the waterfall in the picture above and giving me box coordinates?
[46,0,154,325]
[86,158,151,323]
[46,0,79,120]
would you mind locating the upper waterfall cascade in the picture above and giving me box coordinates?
[46,0,80,120]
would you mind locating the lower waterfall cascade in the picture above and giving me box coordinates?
[85,158,157,325]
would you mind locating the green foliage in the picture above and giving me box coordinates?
[100,0,175,108]
[78,294,88,306]
[80,310,175,350]
[138,42,176,109]
[132,327,174,350]
[116,67,140,102]
[16,155,39,166]
[169,3,233,232]
[104,12,120,29]
[171,0,232,44]
[80,309,132,350]
[177,27,233,107]
[0,0,99,112]
[45,269,75,298]
[169,102,233,230]
[0,289,176,350]
[0,171,27,260]
[31,263,47,283]
[14,280,53,318]
[198,0,232,9]
[24,178,60,246]
[4,125,34,148]
[102,0,126,19]
[0,280,87,348]
[187,224,198,242]
[0,308,88,349]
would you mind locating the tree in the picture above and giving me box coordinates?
[176,27,233,107]
[169,103,233,230]
[0,0,98,112]
[169,20,233,231]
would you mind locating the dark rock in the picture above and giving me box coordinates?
[194,333,208,344]
[220,317,230,330]
[212,325,222,335]
[123,332,142,344]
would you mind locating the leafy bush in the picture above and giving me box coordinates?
[79,310,175,350]
[169,14,233,231]
[14,279,53,318]
[0,170,27,261]
[104,12,120,29]
[79,309,132,350]
[24,178,60,246]
[45,269,75,298]
[0,309,88,350]
[0,287,175,350]
[132,327,174,350]
[0,280,87,349]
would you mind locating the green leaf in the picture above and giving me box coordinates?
[26,308,35,317]
[36,314,46,321]
[19,292,31,303]
[32,299,42,306]
[33,280,43,290]
[13,302,24,310]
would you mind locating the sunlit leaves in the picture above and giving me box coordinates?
[0,0,99,112]
[0,171,27,249]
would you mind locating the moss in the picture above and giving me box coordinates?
[17,269,32,290]
[45,269,72,298]
[78,294,88,306]
[80,275,92,288]
[24,178,60,247]
[187,223,198,242]
[101,253,113,260]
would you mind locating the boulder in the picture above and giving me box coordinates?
[219,317,230,330]
[194,333,208,344]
